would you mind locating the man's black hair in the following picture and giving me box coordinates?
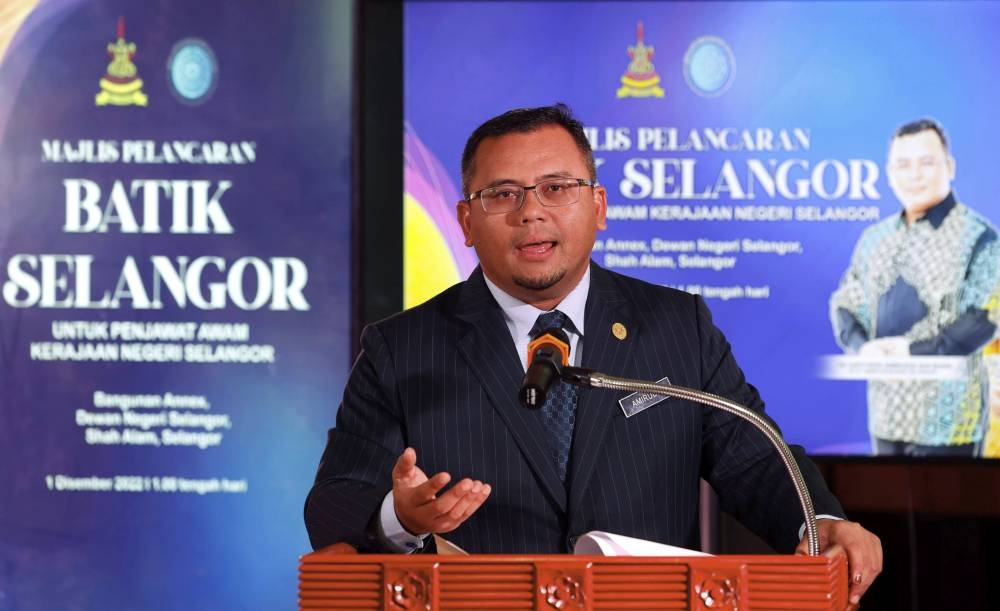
[460,103,596,196]
[893,117,949,152]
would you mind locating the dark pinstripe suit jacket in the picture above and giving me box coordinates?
[305,263,844,554]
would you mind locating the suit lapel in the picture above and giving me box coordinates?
[454,268,568,512]
[568,264,638,510]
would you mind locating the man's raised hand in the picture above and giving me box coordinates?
[392,447,492,535]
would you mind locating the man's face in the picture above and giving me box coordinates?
[886,129,955,219]
[457,125,607,309]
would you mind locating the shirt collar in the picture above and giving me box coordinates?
[900,191,957,229]
[482,267,590,340]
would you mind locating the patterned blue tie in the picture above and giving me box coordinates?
[531,310,578,483]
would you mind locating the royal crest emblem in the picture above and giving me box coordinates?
[616,22,665,99]
[95,17,148,107]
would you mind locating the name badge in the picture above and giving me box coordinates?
[618,376,672,418]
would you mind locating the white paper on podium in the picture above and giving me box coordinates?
[433,534,469,555]
[572,531,711,557]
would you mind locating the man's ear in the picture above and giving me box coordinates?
[594,185,608,231]
[456,200,474,247]
[947,155,957,181]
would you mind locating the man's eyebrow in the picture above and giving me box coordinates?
[480,171,575,190]
[889,154,942,162]
[480,178,521,190]
[538,171,575,181]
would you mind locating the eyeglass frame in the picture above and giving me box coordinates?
[465,177,600,215]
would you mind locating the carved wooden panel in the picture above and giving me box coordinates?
[536,562,592,610]
[690,565,747,611]
[385,566,434,611]
[298,549,849,611]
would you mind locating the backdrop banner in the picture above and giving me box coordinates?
[0,1,352,608]
[404,0,1000,456]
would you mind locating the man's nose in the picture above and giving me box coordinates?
[518,187,548,222]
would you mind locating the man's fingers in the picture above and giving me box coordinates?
[391,448,493,535]
[432,479,474,512]
[442,481,485,521]
[793,536,809,556]
[848,571,876,607]
[394,470,452,535]
[823,538,872,606]
[818,520,882,607]
[392,447,418,481]
[822,542,846,558]
[456,483,491,522]
[844,533,883,606]
[796,520,882,608]
[430,481,491,532]
[411,471,451,502]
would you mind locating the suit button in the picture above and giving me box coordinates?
[567,535,578,549]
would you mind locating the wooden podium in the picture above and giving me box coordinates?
[300,543,849,610]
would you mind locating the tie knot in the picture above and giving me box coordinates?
[532,310,569,335]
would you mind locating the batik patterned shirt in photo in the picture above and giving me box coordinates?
[830,193,1000,445]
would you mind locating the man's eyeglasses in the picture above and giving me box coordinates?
[466,178,598,215]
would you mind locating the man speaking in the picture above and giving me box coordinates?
[307,105,881,606]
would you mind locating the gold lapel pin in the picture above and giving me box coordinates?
[612,322,627,340]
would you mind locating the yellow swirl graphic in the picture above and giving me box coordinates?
[0,1,39,62]
[404,194,461,308]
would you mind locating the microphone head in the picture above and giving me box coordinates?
[519,327,571,408]
[519,367,558,408]
[526,327,570,367]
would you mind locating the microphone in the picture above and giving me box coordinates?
[519,327,570,408]
[555,370,823,557]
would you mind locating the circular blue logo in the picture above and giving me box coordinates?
[684,36,736,98]
[167,39,217,104]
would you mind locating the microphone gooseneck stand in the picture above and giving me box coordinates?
[560,366,821,557]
